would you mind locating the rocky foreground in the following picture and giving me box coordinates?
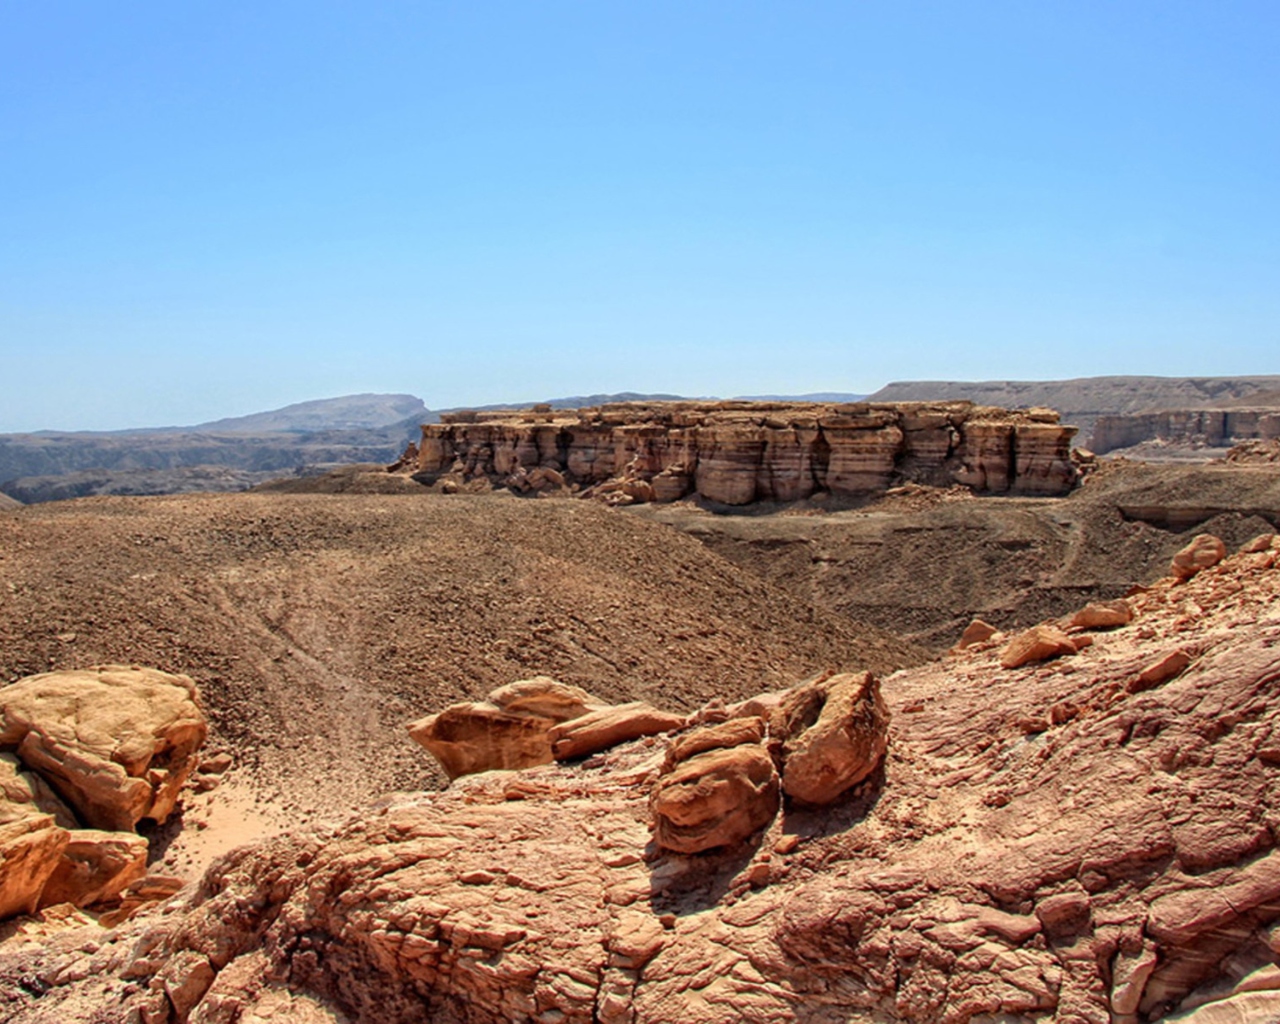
[1,532,1279,1022]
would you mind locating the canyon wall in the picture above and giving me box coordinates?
[415,401,1078,504]
[1091,408,1280,455]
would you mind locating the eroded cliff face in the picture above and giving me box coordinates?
[415,401,1078,504]
[1091,409,1280,455]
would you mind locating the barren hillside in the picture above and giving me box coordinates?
[636,460,1280,648]
[0,492,922,826]
[4,517,1279,1023]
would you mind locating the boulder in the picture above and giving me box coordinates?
[549,703,685,761]
[663,717,765,769]
[408,677,610,780]
[38,829,148,908]
[1172,534,1227,580]
[488,677,601,722]
[1241,533,1279,554]
[651,739,780,854]
[408,702,560,780]
[1128,648,1193,693]
[1068,599,1133,630]
[772,672,890,806]
[0,666,207,831]
[955,618,998,649]
[999,625,1077,670]
[0,756,71,919]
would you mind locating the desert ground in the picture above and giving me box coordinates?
[0,448,1278,1023]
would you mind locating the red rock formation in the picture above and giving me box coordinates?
[414,401,1078,504]
[10,541,1280,1021]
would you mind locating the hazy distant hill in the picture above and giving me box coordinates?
[734,392,868,403]
[195,393,427,433]
[868,375,1280,440]
[0,393,430,496]
[441,392,694,414]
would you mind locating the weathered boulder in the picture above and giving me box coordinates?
[651,728,780,853]
[0,756,70,919]
[408,678,612,779]
[548,702,685,761]
[488,676,599,722]
[663,716,765,768]
[1068,598,1133,630]
[1241,532,1280,554]
[408,702,561,780]
[38,829,148,908]
[1129,648,1194,693]
[955,618,998,649]
[772,672,890,806]
[1172,534,1228,580]
[999,625,1077,669]
[0,666,207,831]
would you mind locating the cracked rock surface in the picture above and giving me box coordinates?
[3,535,1280,1021]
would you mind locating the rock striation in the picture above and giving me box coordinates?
[413,401,1078,505]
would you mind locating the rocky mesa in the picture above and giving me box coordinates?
[413,400,1079,505]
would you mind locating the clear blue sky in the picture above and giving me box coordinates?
[2,1,1277,431]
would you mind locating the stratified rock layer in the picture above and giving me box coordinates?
[7,539,1280,1022]
[414,401,1078,504]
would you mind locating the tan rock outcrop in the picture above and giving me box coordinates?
[1068,598,1133,630]
[38,829,148,908]
[772,671,889,806]
[999,624,1077,669]
[651,724,780,853]
[1172,533,1228,580]
[0,760,70,920]
[0,666,207,832]
[548,702,685,761]
[414,400,1078,504]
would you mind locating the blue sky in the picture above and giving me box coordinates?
[2,2,1277,431]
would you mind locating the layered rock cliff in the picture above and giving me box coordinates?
[415,401,1078,504]
[1091,408,1280,455]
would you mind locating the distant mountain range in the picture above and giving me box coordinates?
[193,393,428,433]
[868,375,1280,442]
[5,379,1277,504]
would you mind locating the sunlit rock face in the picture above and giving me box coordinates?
[414,400,1078,504]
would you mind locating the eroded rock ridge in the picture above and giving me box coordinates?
[414,400,1078,504]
